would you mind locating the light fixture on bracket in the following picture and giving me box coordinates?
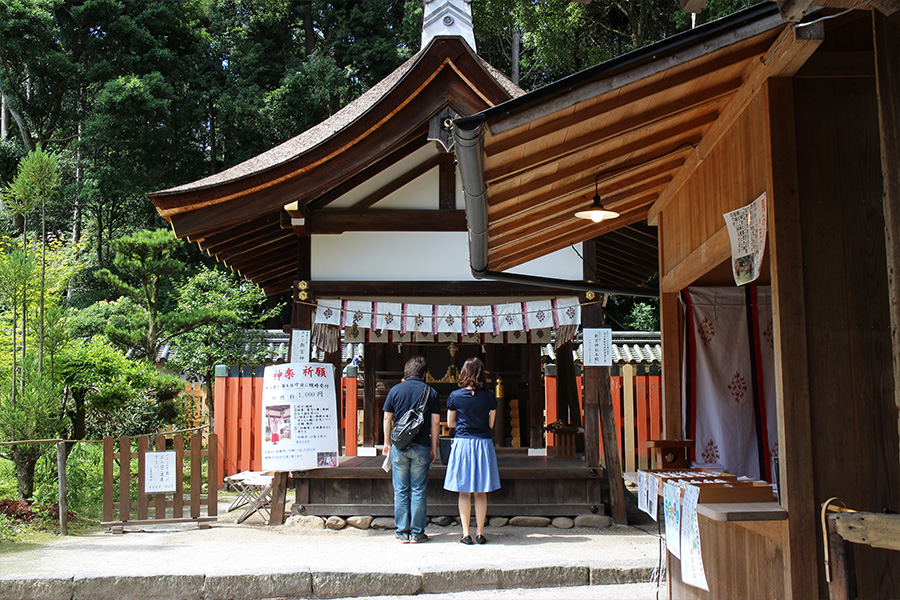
[574,171,620,223]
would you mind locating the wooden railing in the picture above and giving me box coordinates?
[101,432,217,530]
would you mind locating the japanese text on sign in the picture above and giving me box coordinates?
[145,451,177,493]
[582,328,612,366]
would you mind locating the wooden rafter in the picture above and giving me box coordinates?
[491,206,649,271]
[483,83,736,183]
[486,113,712,205]
[648,21,824,224]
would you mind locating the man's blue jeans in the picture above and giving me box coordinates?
[391,443,431,536]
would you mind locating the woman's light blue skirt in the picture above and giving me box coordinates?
[443,437,501,493]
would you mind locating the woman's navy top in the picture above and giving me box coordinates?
[447,388,497,439]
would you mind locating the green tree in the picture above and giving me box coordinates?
[169,267,282,420]
[0,355,64,500]
[56,335,182,440]
[95,229,240,359]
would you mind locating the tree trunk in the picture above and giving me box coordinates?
[303,0,315,56]
[1,92,8,139]
[205,368,215,424]
[209,102,218,174]
[12,445,39,501]
[511,30,520,85]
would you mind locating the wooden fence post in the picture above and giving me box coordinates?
[56,441,68,536]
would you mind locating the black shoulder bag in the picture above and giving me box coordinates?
[390,384,432,451]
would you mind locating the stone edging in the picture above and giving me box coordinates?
[0,565,657,600]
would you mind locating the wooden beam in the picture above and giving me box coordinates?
[488,111,714,204]
[764,77,819,600]
[490,206,651,271]
[489,177,671,246]
[648,22,824,225]
[308,280,575,297]
[487,12,785,136]
[777,0,814,22]
[834,512,900,552]
[215,231,296,263]
[194,212,282,247]
[873,9,900,481]
[349,154,441,210]
[309,209,466,234]
[439,153,456,210]
[660,226,731,293]
[490,153,688,224]
[484,85,735,182]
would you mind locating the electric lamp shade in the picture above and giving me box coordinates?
[574,194,619,223]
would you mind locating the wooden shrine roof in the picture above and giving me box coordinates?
[148,36,522,296]
[453,3,826,285]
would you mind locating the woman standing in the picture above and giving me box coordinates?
[443,357,501,544]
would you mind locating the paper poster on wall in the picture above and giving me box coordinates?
[261,362,339,471]
[680,484,709,590]
[664,483,683,559]
[582,328,612,366]
[145,451,177,493]
[723,192,767,286]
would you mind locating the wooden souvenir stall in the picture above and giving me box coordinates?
[149,1,649,524]
[453,3,900,598]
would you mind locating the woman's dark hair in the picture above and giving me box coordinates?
[458,357,486,389]
[404,355,428,379]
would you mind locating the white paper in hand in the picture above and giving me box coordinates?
[382,456,391,472]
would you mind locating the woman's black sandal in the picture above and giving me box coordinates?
[460,535,474,545]
[475,534,487,544]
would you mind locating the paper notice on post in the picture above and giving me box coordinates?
[723,192,767,286]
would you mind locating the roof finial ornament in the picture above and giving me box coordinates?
[421,0,476,52]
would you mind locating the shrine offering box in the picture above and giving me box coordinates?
[645,468,775,503]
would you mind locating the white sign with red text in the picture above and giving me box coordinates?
[261,362,339,471]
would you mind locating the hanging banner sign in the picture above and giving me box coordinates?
[145,451,177,493]
[261,362,339,471]
[582,328,612,366]
[723,192,767,286]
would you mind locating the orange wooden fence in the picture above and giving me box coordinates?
[213,364,661,484]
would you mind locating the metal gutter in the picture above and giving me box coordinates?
[453,117,659,299]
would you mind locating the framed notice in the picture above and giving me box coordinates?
[582,328,612,366]
[145,451,177,493]
[261,362,339,471]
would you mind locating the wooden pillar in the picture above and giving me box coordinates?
[544,366,557,447]
[556,341,582,428]
[581,294,602,469]
[344,375,358,456]
[659,290,683,439]
[765,77,819,600]
[528,345,543,448]
[873,10,900,471]
[363,343,379,446]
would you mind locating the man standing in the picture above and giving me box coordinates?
[382,356,440,543]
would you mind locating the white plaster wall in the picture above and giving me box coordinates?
[312,231,583,282]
